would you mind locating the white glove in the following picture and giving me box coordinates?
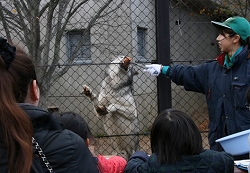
[143,64,162,76]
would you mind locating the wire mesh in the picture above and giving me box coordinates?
[0,0,249,158]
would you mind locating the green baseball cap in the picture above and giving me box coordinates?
[211,16,250,41]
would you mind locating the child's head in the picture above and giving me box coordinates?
[150,108,203,164]
[53,111,94,145]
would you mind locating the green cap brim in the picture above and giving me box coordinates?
[211,21,231,29]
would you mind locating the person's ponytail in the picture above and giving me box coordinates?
[0,42,33,173]
[0,87,33,173]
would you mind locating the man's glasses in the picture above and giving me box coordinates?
[217,33,236,42]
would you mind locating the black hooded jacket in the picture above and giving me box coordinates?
[0,104,98,173]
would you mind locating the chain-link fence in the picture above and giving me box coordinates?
[0,0,249,158]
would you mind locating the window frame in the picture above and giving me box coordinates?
[137,27,147,62]
[66,29,91,64]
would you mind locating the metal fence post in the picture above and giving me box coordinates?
[155,0,172,113]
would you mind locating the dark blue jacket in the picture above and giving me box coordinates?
[167,45,250,151]
[0,104,99,173]
[124,150,234,173]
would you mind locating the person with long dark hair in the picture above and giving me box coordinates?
[124,109,234,172]
[0,37,98,173]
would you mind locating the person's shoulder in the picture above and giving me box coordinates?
[201,149,234,159]
[50,129,99,170]
[60,129,94,156]
[40,128,86,151]
[129,151,149,161]
[59,128,86,145]
[201,149,222,155]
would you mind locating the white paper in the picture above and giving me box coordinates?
[235,159,250,170]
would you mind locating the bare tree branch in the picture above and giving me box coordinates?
[0,2,12,43]
[51,0,117,82]
[0,0,125,98]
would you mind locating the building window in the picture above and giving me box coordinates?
[137,27,147,62]
[67,30,91,63]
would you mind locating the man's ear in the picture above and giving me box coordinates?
[233,35,240,43]
[30,80,40,102]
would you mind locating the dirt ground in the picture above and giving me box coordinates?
[90,135,151,156]
[90,133,209,157]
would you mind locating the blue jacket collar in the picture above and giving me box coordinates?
[216,45,249,67]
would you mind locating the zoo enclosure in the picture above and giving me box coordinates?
[0,0,248,155]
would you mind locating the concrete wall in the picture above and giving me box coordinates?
[0,0,220,134]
